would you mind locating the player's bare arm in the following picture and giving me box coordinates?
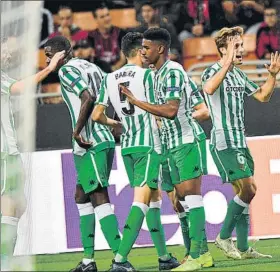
[192,102,210,122]
[72,90,95,149]
[120,84,179,119]
[92,105,122,129]
[10,51,65,94]
[203,37,238,95]
[253,51,280,102]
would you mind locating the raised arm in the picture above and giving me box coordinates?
[253,51,280,102]
[203,37,237,95]
[10,51,65,94]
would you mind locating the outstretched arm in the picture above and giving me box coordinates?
[120,84,180,120]
[10,51,65,94]
[253,51,280,102]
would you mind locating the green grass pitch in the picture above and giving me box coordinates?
[31,239,280,271]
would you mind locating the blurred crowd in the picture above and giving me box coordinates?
[40,0,279,85]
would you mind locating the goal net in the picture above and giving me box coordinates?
[1,1,42,270]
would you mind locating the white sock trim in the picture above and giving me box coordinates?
[149,200,162,209]
[178,212,186,219]
[234,195,249,208]
[179,200,190,212]
[1,216,19,226]
[94,203,114,220]
[242,206,249,214]
[184,195,204,210]
[83,258,94,265]
[132,202,149,215]
[77,203,95,216]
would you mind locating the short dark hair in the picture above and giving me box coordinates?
[92,2,108,18]
[44,36,72,54]
[121,32,143,58]
[143,28,171,48]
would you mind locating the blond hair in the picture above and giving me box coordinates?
[215,26,244,56]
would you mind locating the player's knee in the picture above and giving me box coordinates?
[89,186,110,207]
[240,185,256,203]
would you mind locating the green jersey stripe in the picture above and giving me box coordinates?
[130,115,137,146]
[138,114,145,145]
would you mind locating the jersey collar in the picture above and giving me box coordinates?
[156,60,170,75]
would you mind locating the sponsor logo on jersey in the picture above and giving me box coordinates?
[166,87,180,93]
[226,86,245,92]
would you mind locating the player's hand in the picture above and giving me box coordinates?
[110,120,122,137]
[264,51,280,77]
[225,36,238,66]
[48,50,65,71]
[119,84,136,104]
[72,133,92,149]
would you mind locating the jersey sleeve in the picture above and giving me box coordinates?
[164,69,184,101]
[143,69,157,104]
[201,66,218,86]
[1,74,16,94]
[96,75,110,107]
[189,78,204,108]
[244,77,259,96]
[58,66,88,97]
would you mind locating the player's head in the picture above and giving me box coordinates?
[92,3,112,30]
[58,6,73,28]
[44,36,72,70]
[121,32,143,62]
[264,7,278,28]
[215,26,244,65]
[142,28,171,65]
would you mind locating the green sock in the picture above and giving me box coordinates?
[200,230,209,255]
[236,208,249,252]
[189,207,206,259]
[97,207,121,255]
[1,216,18,263]
[220,196,247,240]
[146,204,169,258]
[78,204,96,259]
[116,204,147,262]
[178,212,190,256]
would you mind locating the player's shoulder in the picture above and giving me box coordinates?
[166,60,185,73]
[202,62,220,74]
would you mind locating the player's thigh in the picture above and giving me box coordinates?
[132,151,160,189]
[74,150,109,194]
[1,155,26,216]
[210,146,253,184]
[171,142,202,182]
[197,139,208,175]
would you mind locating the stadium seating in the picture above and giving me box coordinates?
[53,9,139,31]
[183,34,257,70]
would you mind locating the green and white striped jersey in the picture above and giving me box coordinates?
[96,64,156,155]
[189,78,207,142]
[154,60,195,150]
[58,58,114,156]
[1,72,19,156]
[201,62,259,150]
